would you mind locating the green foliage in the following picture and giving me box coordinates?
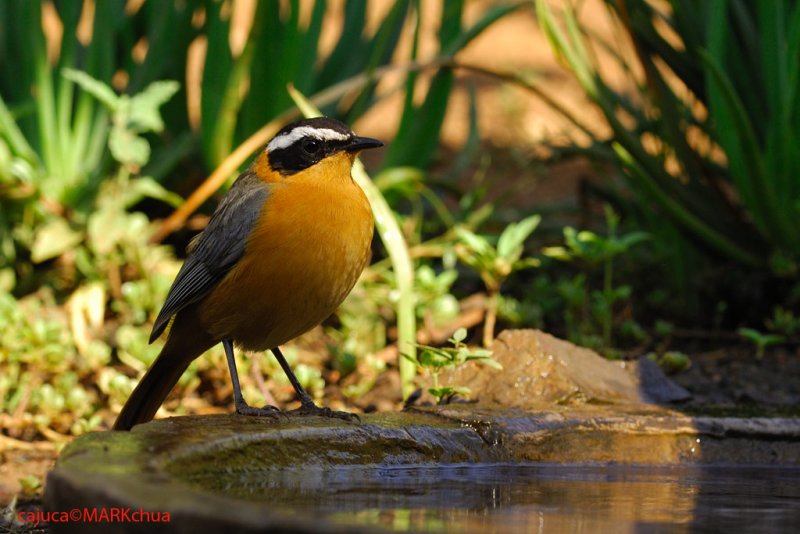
[403,328,500,404]
[543,206,648,352]
[0,71,186,439]
[647,351,691,374]
[456,215,541,346]
[414,265,460,328]
[28,70,181,264]
[18,474,42,496]
[543,208,649,268]
[0,33,181,286]
[738,328,786,360]
[384,1,526,168]
[456,215,541,293]
[63,70,179,171]
[534,0,800,314]
[0,290,113,438]
[734,304,800,361]
[0,0,195,196]
[200,0,410,167]
[765,307,800,338]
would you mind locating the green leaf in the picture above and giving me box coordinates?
[88,208,125,255]
[616,231,650,250]
[128,80,180,133]
[541,246,571,261]
[442,2,524,56]
[123,176,184,208]
[109,127,150,167]
[451,328,467,343]
[476,357,503,370]
[400,351,419,364]
[373,166,425,194]
[61,68,119,111]
[737,327,785,346]
[0,95,38,162]
[497,215,541,259]
[512,258,541,271]
[456,227,494,258]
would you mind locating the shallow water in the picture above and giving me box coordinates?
[190,464,800,532]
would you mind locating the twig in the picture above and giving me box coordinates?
[0,433,58,452]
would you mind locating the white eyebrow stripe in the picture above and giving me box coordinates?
[266,127,350,152]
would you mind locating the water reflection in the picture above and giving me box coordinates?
[182,464,800,532]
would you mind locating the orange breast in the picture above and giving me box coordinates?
[198,154,373,351]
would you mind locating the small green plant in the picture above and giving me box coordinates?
[3,69,181,279]
[18,474,42,496]
[646,351,691,375]
[738,328,786,360]
[414,265,460,330]
[62,69,179,176]
[765,307,800,338]
[404,328,500,404]
[543,206,648,351]
[455,215,541,346]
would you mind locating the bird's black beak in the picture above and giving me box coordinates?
[345,136,384,152]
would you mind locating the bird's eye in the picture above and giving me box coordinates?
[302,139,321,154]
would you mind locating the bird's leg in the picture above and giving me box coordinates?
[270,347,360,423]
[223,339,280,418]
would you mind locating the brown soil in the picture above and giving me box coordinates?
[671,347,800,409]
[0,441,58,514]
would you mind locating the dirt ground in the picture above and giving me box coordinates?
[672,347,800,409]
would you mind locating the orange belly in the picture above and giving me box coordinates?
[198,177,373,351]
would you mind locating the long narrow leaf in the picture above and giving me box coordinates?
[200,0,234,166]
[0,96,37,162]
[700,49,791,248]
[614,142,761,266]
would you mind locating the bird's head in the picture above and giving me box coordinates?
[253,117,383,183]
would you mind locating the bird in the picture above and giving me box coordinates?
[113,117,382,430]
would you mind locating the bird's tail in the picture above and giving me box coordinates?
[113,310,215,431]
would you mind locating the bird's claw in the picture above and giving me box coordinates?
[235,402,286,420]
[290,401,361,423]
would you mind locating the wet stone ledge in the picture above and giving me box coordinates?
[45,405,800,533]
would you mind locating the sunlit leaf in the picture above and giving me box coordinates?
[128,80,180,133]
[451,328,467,343]
[456,227,494,257]
[123,176,184,208]
[109,127,150,167]
[497,214,540,259]
[31,218,82,263]
[62,68,119,110]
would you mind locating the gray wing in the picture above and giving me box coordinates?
[149,171,270,342]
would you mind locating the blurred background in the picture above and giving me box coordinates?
[1,0,798,491]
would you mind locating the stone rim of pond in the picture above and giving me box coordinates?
[45,405,800,533]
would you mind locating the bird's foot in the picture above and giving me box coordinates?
[289,400,361,423]
[235,402,286,420]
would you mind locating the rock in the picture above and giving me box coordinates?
[45,408,800,533]
[432,329,689,405]
[629,356,691,403]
